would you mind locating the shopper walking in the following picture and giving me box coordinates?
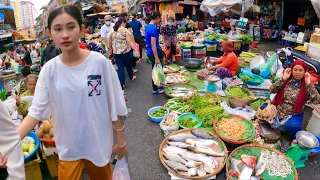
[145,11,164,94]
[109,17,139,89]
[130,14,143,62]
[18,5,128,180]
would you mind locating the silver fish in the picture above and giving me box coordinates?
[181,151,202,162]
[164,153,187,165]
[209,156,219,168]
[187,146,225,157]
[186,160,202,168]
[196,154,215,166]
[186,138,218,148]
[191,129,214,139]
[239,165,254,180]
[255,154,265,176]
[204,163,215,174]
[188,168,198,176]
[163,146,187,155]
[168,133,197,142]
[168,142,189,149]
[197,166,207,177]
[165,160,189,172]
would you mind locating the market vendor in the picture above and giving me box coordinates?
[206,41,239,78]
[161,17,177,63]
[270,60,320,137]
[184,15,195,32]
[228,25,237,36]
[16,74,37,117]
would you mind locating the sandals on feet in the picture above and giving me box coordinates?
[152,89,164,94]
[130,76,137,81]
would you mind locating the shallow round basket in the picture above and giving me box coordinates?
[166,75,190,84]
[213,115,255,144]
[177,113,202,129]
[159,128,228,179]
[148,106,169,123]
[164,83,198,100]
[225,86,255,108]
[225,144,298,180]
[24,132,40,162]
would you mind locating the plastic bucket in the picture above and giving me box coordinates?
[252,42,258,48]
[307,110,320,136]
[310,135,320,157]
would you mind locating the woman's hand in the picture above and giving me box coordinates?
[16,95,21,106]
[112,145,127,160]
[305,72,311,85]
[0,153,8,168]
[207,65,218,71]
[283,68,292,81]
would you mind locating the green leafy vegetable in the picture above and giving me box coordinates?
[226,86,249,99]
[166,98,190,114]
[195,106,224,127]
[179,117,198,128]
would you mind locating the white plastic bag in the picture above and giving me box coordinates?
[152,64,161,87]
[112,159,131,180]
[221,102,255,120]
[160,112,179,136]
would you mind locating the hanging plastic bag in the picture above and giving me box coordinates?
[260,53,277,78]
[160,112,179,136]
[152,64,161,87]
[157,64,166,84]
[112,158,131,180]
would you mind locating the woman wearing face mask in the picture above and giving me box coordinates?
[161,17,177,63]
[270,60,320,137]
[109,17,139,89]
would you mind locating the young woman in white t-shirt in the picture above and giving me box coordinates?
[18,5,127,179]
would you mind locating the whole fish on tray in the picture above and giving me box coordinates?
[170,88,195,98]
[188,167,198,176]
[187,146,225,157]
[168,142,189,149]
[186,160,202,168]
[168,133,197,142]
[163,146,187,155]
[165,160,189,172]
[191,129,214,140]
[186,138,219,148]
[163,152,187,165]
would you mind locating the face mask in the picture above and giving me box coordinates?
[105,21,111,26]
[168,22,173,26]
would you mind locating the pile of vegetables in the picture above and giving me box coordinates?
[240,75,253,82]
[189,94,221,110]
[21,136,36,157]
[151,108,167,117]
[178,117,198,128]
[165,98,190,114]
[152,64,166,87]
[239,52,258,61]
[205,33,228,41]
[195,106,224,127]
[0,89,6,101]
[226,86,249,99]
[238,34,253,43]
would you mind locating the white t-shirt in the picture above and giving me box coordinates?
[28,51,127,166]
[0,101,25,179]
[31,50,38,63]
[100,23,115,38]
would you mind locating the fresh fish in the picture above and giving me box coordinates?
[165,160,189,172]
[168,133,196,142]
[163,146,187,155]
[241,155,257,168]
[186,160,202,168]
[180,151,202,162]
[191,129,214,139]
[250,176,259,180]
[197,166,207,177]
[168,142,188,148]
[188,168,198,176]
[186,138,218,148]
[239,165,254,180]
[163,153,187,165]
[255,154,265,176]
[187,146,225,157]
[204,163,215,174]
[209,156,219,168]
[196,154,215,166]
[228,158,242,176]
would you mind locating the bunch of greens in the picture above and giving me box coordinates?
[189,94,220,110]
[206,34,220,40]
[179,117,198,128]
[195,106,224,127]
[166,98,190,114]
[226,87,249,99]
[238,34,253,44]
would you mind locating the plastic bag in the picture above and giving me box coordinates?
[157,64,166,84]
[260,53,277,78]
[221,102,255,120]
[160,112,179,136]
[152,64,161,87]
[112,159,131,180]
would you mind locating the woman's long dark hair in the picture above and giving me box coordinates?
[114,17,127,31]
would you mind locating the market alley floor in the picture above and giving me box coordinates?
[123,41,320,180]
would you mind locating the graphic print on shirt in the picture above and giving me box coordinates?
[88,75,101,97]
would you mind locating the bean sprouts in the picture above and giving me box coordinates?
[261,150,293,177]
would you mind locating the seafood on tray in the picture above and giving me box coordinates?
[166,74,188,84]
[161,129,227,178]
[228,148,294,180]
[169,87,196,98]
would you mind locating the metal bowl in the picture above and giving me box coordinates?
[296,131,319,148]
[182,58,203,69]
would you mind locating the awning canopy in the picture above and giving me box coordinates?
[140,0,172,4]
[200,0,254,17]
[178,1,201,6]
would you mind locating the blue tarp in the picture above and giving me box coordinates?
[0,5,13,10]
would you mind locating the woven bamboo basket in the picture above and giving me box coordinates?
[159,128,228,179]
[225,87,255,108]
[164,83,198,100]
[225,144,298,180]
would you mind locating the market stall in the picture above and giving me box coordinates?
[147,38,320,179]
